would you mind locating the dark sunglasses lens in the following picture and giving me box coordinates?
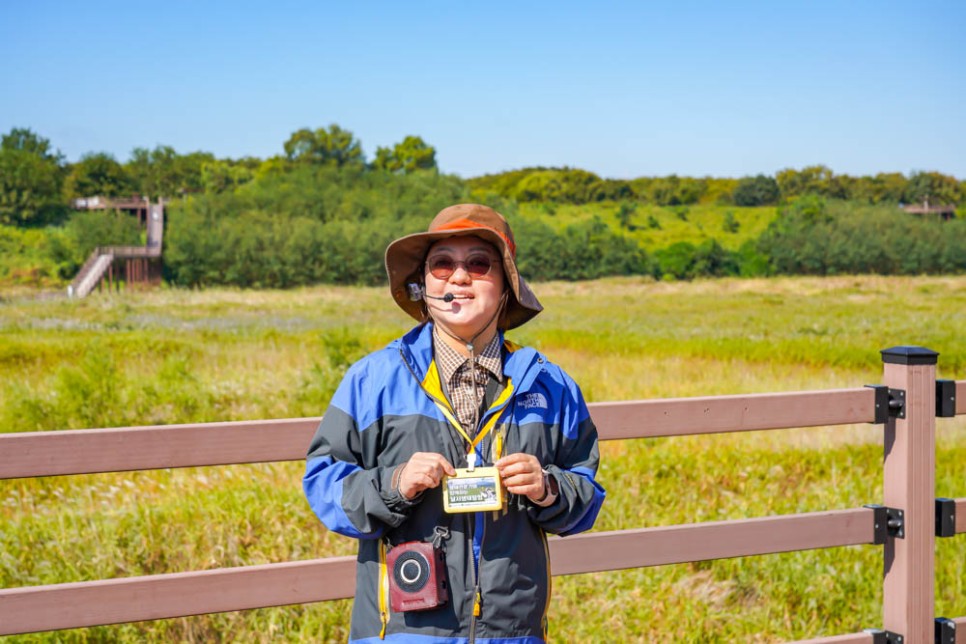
[465,256,492,276]
[428,255,493,278]
[429,257,456,278]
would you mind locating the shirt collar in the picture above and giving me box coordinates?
[433,327,503,383]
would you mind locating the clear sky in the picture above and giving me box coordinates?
[2,1,964,179]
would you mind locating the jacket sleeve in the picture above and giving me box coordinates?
[526,375,605,536]
[303,359,418,540]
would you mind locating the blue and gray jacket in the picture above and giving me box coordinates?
[304,322,605,643]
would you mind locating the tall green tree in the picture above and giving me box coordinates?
[173,151,216,194]
[470,169,642,204]
[201,158,257,193]
[850,172,908,204]
[126,146,214,199]
[0,128,66,226]
[372,136,437,173]
[511,168,607,203]
[775,165,836,199]
[2,128,62,160]
[904,171,962,206]
[65,152,134,199]
[283,124,364,167]
[127,146,177,199]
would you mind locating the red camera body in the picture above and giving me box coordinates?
[387,540,449,612]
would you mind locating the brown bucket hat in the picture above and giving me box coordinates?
[385,203,543,330]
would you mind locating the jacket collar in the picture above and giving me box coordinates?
[395,322,545,393]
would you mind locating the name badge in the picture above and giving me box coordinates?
[442,467,503,513]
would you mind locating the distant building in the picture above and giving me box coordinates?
[901,198,956,221]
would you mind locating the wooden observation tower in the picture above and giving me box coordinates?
[68,197,165,298]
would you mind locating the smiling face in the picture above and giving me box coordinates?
[423,235,505,348]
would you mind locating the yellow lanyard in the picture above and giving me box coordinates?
[422,359,513,456]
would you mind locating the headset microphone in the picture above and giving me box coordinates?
[407,283,455,303]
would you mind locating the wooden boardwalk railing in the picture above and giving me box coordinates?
[0,388,879,479]
[1,347,964,642]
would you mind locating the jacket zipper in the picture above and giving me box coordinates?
[469,512,485,643]
[397,345,518,641]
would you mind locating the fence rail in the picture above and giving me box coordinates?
[0,508,899,635]
[0,356,963,641]
[0,387,878,480]
[797,634,878,644]
[800,616,966,644]
[0,418,319,479]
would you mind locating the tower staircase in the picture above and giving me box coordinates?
[68,202,165,298]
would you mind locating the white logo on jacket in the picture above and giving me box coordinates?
[519,392,548,410]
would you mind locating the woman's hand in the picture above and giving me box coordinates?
[495,453,545,502]
[395,452,456,501]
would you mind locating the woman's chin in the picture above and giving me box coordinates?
[434,314,490,340]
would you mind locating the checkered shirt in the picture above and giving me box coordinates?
[433,328,503,436]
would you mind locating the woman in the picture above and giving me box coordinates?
[304,204,605,642]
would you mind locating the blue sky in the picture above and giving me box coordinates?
[2,1,964,179]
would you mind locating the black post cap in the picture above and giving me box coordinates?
[880,346,939,365]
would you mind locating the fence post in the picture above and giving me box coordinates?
[880,346,937,644]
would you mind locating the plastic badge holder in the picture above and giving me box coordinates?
[442,467,504,513]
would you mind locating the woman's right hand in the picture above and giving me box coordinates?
[395,452,456,500]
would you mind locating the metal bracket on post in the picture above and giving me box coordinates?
[867,385,889,424]
[866,385,906,422]
[887,507,905,539]
[888,388,906,419]
[936,498,956,538]
[936,380,956,418]
[866,504,905,543]
[863,628,905,644]
[935,617,956,644]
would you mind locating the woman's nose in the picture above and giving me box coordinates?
[449,264,472,283]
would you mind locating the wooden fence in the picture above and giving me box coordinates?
[1,345,964,642]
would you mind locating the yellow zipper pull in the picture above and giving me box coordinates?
[473,591,482,617]
[378,541,389,639]
[493,428,504,461]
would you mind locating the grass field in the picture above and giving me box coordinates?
[2,276,965,642]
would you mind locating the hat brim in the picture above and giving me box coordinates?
[385,226,542,330]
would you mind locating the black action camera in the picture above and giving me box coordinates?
[386,540,449,612]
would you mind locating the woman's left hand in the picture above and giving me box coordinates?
[495,453,545,502]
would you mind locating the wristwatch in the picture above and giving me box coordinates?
[535,469,559,505]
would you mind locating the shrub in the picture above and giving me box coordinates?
[64,209,143,263]
[655,240,740,280]
[757,198,966,275]
[514,216,653,281]
[733,175,780,206]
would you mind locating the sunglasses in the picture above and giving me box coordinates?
[426,254,495,279]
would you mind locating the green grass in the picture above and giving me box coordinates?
[518,201,777,252]
[1,276,965,642]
